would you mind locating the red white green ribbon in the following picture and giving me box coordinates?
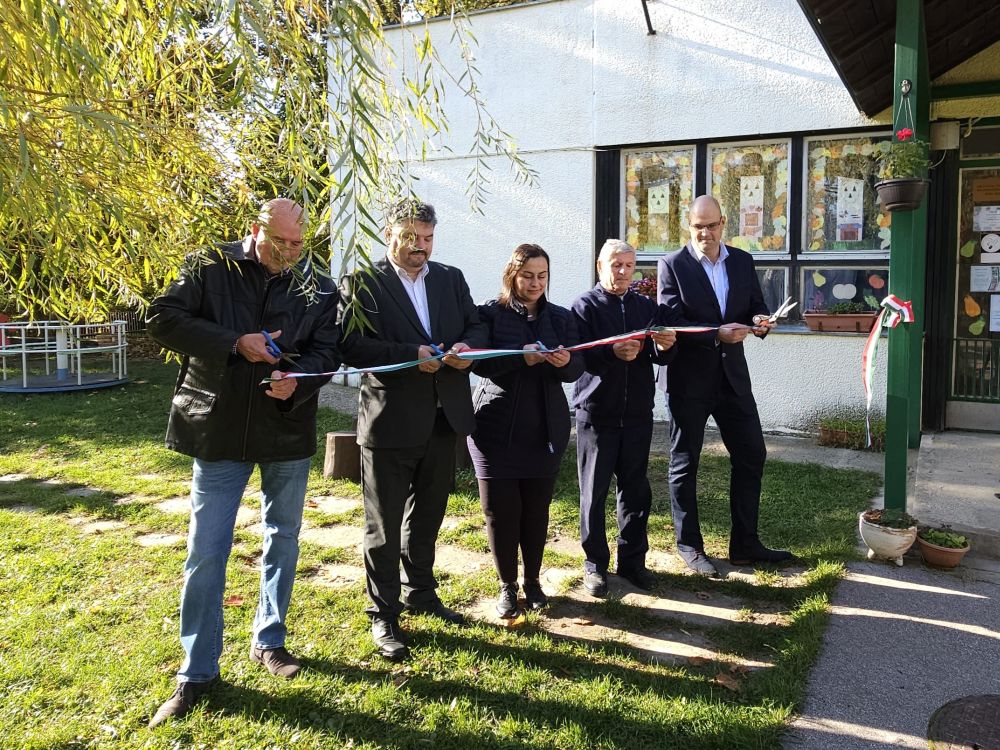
[862,294,914,446]
[260,325,718,383]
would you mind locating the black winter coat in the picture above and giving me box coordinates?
[571,285,676,428]
[147,241,342,462]
[469,297,584,477]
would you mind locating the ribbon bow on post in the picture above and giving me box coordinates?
[861,294,915,446]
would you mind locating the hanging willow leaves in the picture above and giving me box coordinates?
[0,0,533,321]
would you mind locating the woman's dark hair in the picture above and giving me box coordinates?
[498,243,550,307]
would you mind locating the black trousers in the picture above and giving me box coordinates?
[478,476,556,584]
[576,419,653,575]
[361,410,456,619]
[667,378,767,555]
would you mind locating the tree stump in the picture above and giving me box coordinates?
[323,432,361,482]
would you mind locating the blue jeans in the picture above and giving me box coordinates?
[177,456,311,683]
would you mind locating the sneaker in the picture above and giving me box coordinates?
[617,566,656,591]
[522,580,548,610]
[496,582,520,618]
[250,645,301,679]
[677,547,719,578]
[148,678,218,728]
[583,570,608,597]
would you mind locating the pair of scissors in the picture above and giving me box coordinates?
[260,330,301,368]
[767,296,798,323]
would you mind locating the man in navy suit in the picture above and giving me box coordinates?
[657,195,791,577]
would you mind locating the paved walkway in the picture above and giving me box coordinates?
[320,382,1000,749]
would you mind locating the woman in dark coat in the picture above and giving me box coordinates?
[468,244,585,618]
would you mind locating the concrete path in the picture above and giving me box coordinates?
[784,559,1000,749]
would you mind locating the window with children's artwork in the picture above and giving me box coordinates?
[629,263,659,301]
[801,267,889,312]
[623,147,696,256]
[708,140,790,253]
[803,135,892,253]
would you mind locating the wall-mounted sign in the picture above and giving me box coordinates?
[973,177,1000,203]
[970,265,1000,292]
[973,205,1000,232]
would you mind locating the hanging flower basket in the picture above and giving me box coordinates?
[874,178,929,212]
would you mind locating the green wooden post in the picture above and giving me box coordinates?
[883,0,928,509]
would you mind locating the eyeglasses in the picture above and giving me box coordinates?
[266,234,305,251]
[691,220,723,232]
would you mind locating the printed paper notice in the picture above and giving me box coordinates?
[973,205,1000,232]
[991,296,1000,333]
[971,266,1000,292]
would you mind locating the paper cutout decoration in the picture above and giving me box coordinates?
[868,274,885,289]
[812,271,827,286]
[832,283,857,300]
[965,294,982,317]
[970,318,986,335]
[960,240,977,258]
[836,177,864,242]
[647,184,670,215]
[739,176,764,238]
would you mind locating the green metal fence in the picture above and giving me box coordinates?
[951,337,1000,401]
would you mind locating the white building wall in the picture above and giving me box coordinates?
[381,0,887,430]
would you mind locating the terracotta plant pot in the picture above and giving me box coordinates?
[916,536,971,569]
[803,312,879,333]
[858,511,917,566]
[875,178,929,212]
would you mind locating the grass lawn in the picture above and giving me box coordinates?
[0,360,880,749]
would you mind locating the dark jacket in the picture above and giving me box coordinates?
[471,297,584,457]
[147,241,342,462]
[338,257,487,449]
[657,244,768,397]
[571,285,676,428]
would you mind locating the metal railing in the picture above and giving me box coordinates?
[0,320,129,391]
[951,337,1000,401]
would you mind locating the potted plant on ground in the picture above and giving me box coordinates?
[916,527,971,569]
[873,127,930,212]
[803,301,880,333]
[859,508,918,566]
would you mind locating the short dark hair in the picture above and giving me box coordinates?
[498,243,550,307]
[386,199,437,227]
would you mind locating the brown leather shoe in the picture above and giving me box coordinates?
[148,678,217,728]
[250,645,302,678]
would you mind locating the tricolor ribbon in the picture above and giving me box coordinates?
[862,295,915,446]
[260,325,718,383]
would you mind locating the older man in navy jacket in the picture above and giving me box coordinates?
[658,195,791,578]
[571,239,676,596]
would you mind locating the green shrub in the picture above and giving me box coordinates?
[863,508,918,529]
[918,527,968,548]
[825,301,869,314]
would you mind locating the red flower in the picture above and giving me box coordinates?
[896,128,914,141]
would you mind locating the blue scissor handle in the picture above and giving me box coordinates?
[260,329,281,358]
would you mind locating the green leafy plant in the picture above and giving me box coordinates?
[874,129,930,180]
[918,527,969,549]
[825,302,869,314]
[863,508,918,529]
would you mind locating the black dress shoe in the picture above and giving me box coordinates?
[406,600,466,625]
[583,570,608,597]
[522,579,548,610]
[677,546,720,577]
[617,566,656,591]
[372,617,410,661]
[148,677,218,728]
[729,546,794,566]
[496,582,520,618]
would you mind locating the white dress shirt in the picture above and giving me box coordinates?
[387,257,432,339]
[689,243,730,317]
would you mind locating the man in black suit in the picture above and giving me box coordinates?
[338,199,487,661]
[658,195,791,578]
